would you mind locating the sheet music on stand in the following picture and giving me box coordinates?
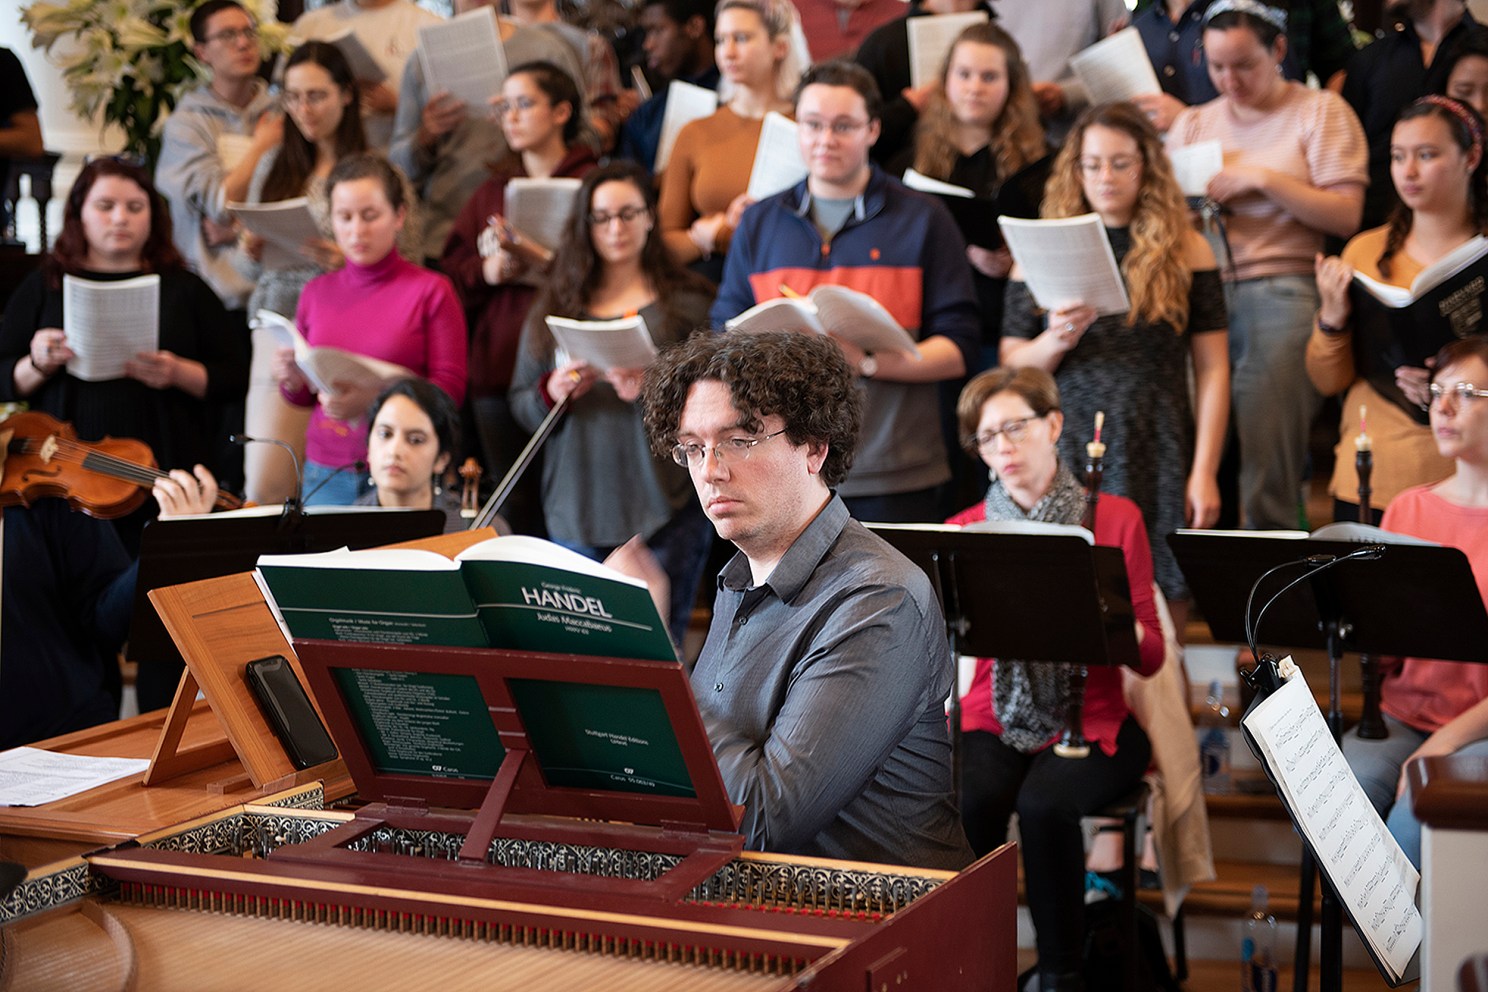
[1240,660,1422,985]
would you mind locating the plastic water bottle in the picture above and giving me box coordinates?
[1200,679,1231,794]
[1241,884,1278,992]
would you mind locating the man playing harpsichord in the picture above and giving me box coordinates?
[640,331,973,870]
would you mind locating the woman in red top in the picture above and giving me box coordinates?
[945,366,1163,992]
[1343,336,1488,869]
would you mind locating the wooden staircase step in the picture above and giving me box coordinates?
[1137,859,1316,920]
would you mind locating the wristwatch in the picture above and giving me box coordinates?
[858,352,878,378]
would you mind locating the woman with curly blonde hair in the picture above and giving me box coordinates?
[1001,102,1229,622]
[892,22,1049,354]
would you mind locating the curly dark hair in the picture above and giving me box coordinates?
[640,331,861,487]
[45,157,184,290]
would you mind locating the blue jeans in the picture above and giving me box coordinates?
[1341,716,1488,869]
[302,460,372,507]
[554,500,715,647]
[1227,275,1323,529]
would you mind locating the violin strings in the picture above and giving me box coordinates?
[25,435,239,508]
[24,436,167,486]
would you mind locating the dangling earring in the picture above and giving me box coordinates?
[432,475,442,496]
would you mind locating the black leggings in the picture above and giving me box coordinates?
[960,718,1151,974]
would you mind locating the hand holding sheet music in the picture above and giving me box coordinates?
[253,310,414,399]
[1168,140,1223,198]
[655,80,718,173]
[229,198,324,271]
[62,274,161,382]
[906,11,988,89]
[725,284,922,357]
[745,112,807,201]
[997,214,1130,316]
[1069,28,1160,104]
[416,7,508,111]
[545,314,658,372]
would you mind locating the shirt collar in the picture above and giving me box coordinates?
[719,492,849,600]
[793,185,870,222]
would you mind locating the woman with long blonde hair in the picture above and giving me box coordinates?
[894,22,1048,355]
[1001,102,1229,624]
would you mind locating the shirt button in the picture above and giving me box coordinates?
[1169,31,1179,42]
[737,615,748,625]
[714,682,724,692]
[1163,65,1177,77]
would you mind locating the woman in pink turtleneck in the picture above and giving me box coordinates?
[274,153,466,506]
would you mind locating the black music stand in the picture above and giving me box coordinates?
[1168,531,1488,992]
[868,524,1142,788]
[130,507,445,668]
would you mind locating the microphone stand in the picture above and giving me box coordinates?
[231,433,303,518]
[1055,413,1104,759]
[1246,544,1387,992]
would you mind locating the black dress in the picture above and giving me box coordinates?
[889,144,1051,353]
[1003,227,1227,599]
[0,266,247,478]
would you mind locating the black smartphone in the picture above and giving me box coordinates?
[244,655,338,770]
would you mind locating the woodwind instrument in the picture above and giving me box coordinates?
[1054,412,1104,759]
[459,456,482,521]
[1355,406,1388,739]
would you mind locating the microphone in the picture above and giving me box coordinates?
[1244,544,1388,666]
[301,459,368,507]
[230,433,303,512]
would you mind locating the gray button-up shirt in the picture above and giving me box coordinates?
[691,494,972,870]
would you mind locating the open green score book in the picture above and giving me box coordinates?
[255,535,677,662]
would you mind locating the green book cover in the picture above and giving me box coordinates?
[256,548,488,647]
[333,668,505,779]
[507,679,694,796]
[456,536,677,662]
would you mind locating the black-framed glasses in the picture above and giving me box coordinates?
[588,205,649,226]
[206,25,259,45]
[1429,381,1488,406]
[967,417,1038,450]
[671,429,787,468]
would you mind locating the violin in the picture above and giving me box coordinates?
[0,411,244,520]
